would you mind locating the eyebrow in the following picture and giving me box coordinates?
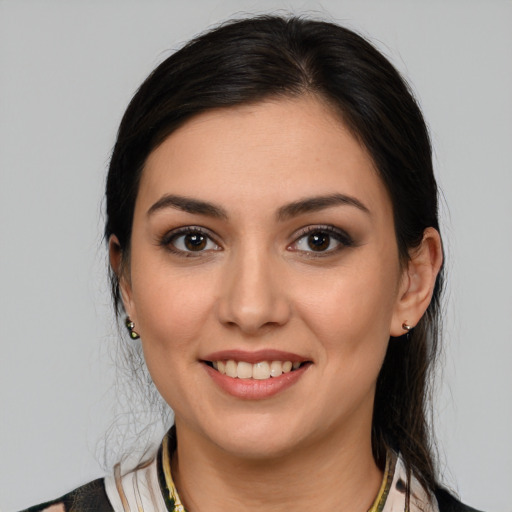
[147,194,229,219]
[147,192,370,221]
[276,193,370,221]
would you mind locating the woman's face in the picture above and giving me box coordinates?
[121,96,407,458]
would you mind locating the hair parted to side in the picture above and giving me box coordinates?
[105,15,444,492]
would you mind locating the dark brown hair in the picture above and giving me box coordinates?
[105,15,444,492]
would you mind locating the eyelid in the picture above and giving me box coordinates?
[160,225,222,255]
[288,225,354,254]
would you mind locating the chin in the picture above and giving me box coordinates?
[202,414,308,460]
[216,434,299,461]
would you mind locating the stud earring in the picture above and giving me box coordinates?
[402,322,413,332]
[125,317,140,339]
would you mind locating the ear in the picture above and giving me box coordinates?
[390,227,443,337]
[109,235,135,318]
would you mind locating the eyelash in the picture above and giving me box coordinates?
[288,225,354,257]
[159,224,354,257]
[159,226,221,257]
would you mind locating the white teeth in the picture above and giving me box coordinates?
[252,361,271,380]
[212,359,303,379]
[270,360,283,377]
[225,359,237,378]
[283,361,293,373]
[237,361,253,379]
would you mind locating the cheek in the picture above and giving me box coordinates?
[293,265,396,421]
[291,255,400,374]
[130,267,220,411]
[129,260,218,360]
[297,261,399,333]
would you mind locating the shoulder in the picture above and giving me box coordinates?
[17,429,176,512]
[18,478,113,512]
[435,487,485,512]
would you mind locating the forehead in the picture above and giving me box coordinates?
[138,96,390,219]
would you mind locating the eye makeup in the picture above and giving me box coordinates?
[158,226,221,257]
[288,224,355,258]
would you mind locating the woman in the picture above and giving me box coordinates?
[22,15,480,512]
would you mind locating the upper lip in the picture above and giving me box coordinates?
[202,349,310,364]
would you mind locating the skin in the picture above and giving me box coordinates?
[110,96,442,512]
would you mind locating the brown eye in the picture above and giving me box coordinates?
[307,232,330,251]
[184,233,207,251]
[289,226,354,255]
[163,228,221,255]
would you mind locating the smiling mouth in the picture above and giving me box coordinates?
[204,360,310,380]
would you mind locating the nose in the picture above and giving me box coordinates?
[216,246,292,334]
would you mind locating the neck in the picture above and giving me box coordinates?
[170,420,383,512]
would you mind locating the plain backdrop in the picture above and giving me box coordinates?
[1,1,511,511]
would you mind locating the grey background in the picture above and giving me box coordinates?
[1,1,511,511]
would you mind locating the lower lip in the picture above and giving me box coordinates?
[203,363,310,400]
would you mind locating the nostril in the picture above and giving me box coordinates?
[215,273,292,333]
